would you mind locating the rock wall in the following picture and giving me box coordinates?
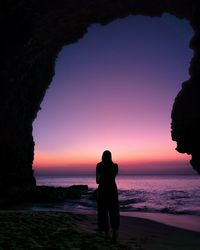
[0,0,199,197]
[171,4,200,174]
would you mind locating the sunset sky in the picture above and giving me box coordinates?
[33,14,195,175]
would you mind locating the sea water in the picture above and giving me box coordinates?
[35,174,200,216]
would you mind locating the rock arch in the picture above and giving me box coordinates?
[0,0,199,197]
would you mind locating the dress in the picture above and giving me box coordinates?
[96,161,120,232]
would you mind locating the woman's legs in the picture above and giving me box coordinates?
[97,188,109,232]
[109,208,120,231]
[97,204,109,232]
[97,185,120,239]
[108,189,120,242]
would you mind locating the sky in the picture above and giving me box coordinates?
[33,14,195,175]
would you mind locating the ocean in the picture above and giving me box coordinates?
[34,174,200,217]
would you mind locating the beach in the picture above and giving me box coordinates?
[0,211,200,250]
[2,175,199,249]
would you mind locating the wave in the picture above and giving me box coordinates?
[33,175,200,216]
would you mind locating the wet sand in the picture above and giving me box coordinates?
[121,211,200,232]
[0,211,199,250]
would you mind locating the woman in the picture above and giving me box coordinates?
[96,150,120,241]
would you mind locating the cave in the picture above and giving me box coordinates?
[0,0,200,198]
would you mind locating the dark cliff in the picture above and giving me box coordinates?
[0,0,199,198]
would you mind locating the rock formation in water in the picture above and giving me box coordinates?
[0,0,199,198]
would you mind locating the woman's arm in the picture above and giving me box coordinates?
[96,164,100,184]
[114,164,119,177]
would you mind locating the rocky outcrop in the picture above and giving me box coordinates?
[171,5,200,174]
[0,0,199,198]
[32,185,89,202]
[0,185,89,205]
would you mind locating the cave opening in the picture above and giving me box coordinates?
[33,14,194,181]
[1,1,200,199]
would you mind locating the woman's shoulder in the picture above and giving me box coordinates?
[96,162,103,168]
[96,162,118,168]
[113,163,119,173]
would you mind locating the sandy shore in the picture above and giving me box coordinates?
[121,211,200,232]
[0,211,200,250]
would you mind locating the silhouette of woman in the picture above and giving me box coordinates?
[96,150,120,241]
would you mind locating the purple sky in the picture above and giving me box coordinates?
[33,14,195,175]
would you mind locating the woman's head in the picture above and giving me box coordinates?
[102,150,112,162]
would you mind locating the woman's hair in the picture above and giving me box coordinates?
[102,150,112,162]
